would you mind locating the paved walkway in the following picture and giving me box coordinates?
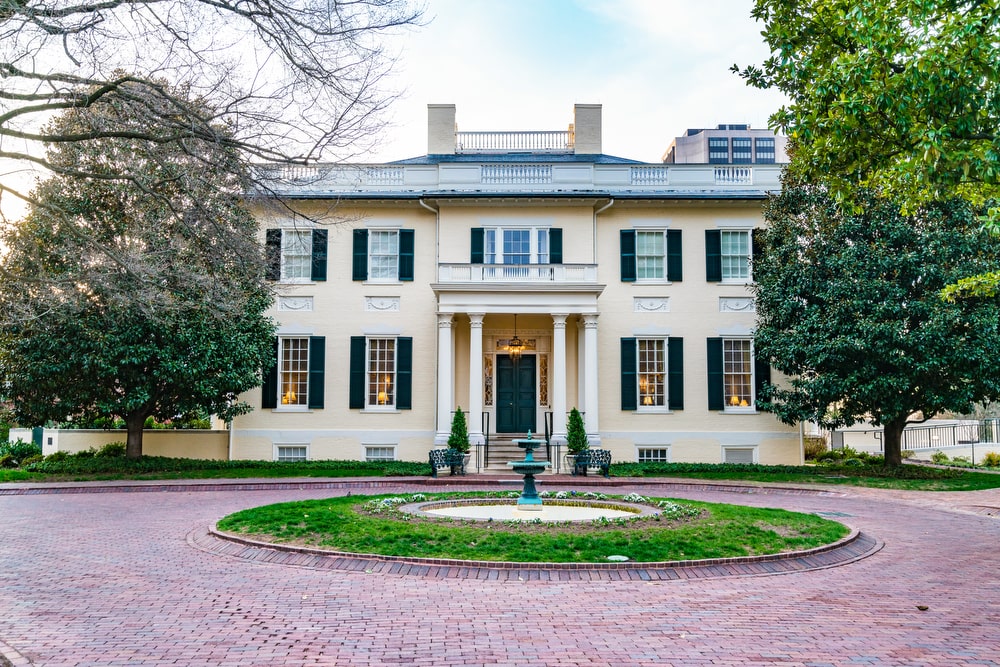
[1,476,999,666]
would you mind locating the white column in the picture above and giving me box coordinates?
[435,313,454,444]
[582,314,600,442]
[577,318,586,411]
[468,313,485,445]
[551,314,568,442]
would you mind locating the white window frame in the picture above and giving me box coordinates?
[484,227,550,265]
[274,444,309,462]
[636,337,668,413]
[721,445,758,464]
[635,229,667,282]
[364,445,397,462]
[366,337,397,410]
[278,336,310,410]
[720,229,751,283]
[281,229,312,283]
[723,338,755,413]
[637,446,671,463]
[368,229,400,282]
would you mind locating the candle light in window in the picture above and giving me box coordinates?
[730,394,741,406]
[643,394,653,406]
[282,390,296,405]
[740,399,749,407]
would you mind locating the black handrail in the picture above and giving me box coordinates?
[543,411,553,463]
[482,411,490,467]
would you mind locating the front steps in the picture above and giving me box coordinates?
[480,436,556,474]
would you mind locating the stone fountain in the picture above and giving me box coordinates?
[507,431,549,510]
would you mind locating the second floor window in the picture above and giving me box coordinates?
[709,137,729,163]
[369,230,399,280]
[636,231,665,280]
[732,137,752,164]
[755,137,776,163]
[721,230,751,281]
[484,228,549,264]
[265,228,328,282]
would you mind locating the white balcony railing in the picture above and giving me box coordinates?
[630,165,670,186]
[714,166,753,185]
[481,164,552,184]
[457,131,573,154]
[437,263,599,284]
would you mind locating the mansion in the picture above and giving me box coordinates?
[231,104,802,469]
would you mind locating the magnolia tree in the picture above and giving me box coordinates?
[753,184,1000,466]
[735,0,1000,297]
[0,85,276,458]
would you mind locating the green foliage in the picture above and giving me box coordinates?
[0,80,276,459]
[95,443,127,458]
[981,451,1000,468]
[0,439,43,465]
[446,407,470,453]
[931,451,951,464]
[802,436,827,460]
[737,1,1000,213]
[22,455,427,477]
[565,407,589,454]
[753,186,1000,465]
[0,454,15,469]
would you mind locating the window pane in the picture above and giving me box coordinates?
[721,230,750,280]
[367,338,396,407]
[709,137,729,164]
[365,446,396,461]
[537,229,549,264]
[276,446,307,462]
[369,230,399,280]
[637,339,665,407]
[723,339,753,408]
[636,231,665,279]
[732,137,752,164]
[503,229,530,265]
[638,448,669,462]
[282,231,311,280]
[280,338,309,405]
[485,229,497,264]
[755,137,775,163]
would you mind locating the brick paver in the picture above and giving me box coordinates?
[1,477,998,666]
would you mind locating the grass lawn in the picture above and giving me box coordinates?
[215,491,850,563]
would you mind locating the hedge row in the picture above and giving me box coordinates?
[609,461,964,480]
[24,455,429,476]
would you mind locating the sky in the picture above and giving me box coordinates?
[367,0,788,163]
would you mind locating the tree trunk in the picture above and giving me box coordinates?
[883,417,907,467]
[125,412,147,459]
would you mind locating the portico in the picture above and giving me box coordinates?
[431,287,604,447]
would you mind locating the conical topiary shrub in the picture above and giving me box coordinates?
[566,407,588,454]
[447,406,470,453]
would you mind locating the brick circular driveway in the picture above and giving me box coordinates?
[1,477,998,666]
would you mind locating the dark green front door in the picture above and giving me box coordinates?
[496,354,536,434]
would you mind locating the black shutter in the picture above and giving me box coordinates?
[396,337,413,410]
[751,228,763,282]
[399,229,415,281]
[620,230,636,282]
[265,229,282,281]
[470,227,485,264]
[754,349,771,408]
[620,338,637,410]
[549,228,563,264]
[666,229,683,282]
[352,229,368,281]
[349,336,366,409]
[707,338,724,410]
[311,229,328,282]
[668,337,684,411]
[261,337,279,409]
[705,230,722,282]
[307,336,325,409]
